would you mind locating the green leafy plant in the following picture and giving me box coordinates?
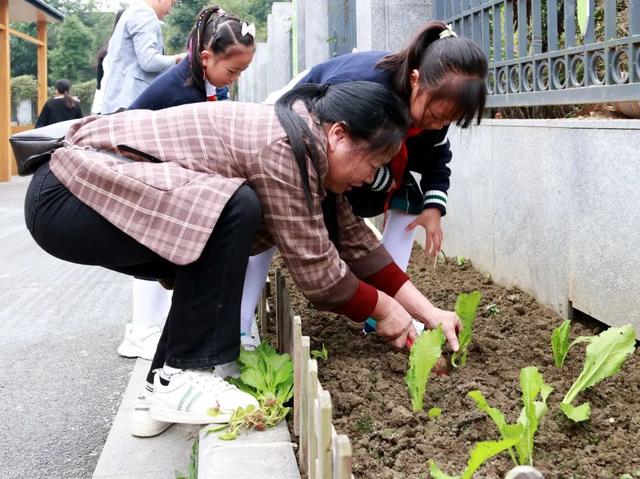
[428,407,442,419]
[310,343,328,361]
[468,366,552,466]
[561,324,636,422]
[451,291,483,368]
[429,437,520,479]
[175,439,198,479]
[456,256,466,266]
[551,320,593,368]
[405,326,445,412]
[208,342,294,439]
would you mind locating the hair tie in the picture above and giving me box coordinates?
[241,22,256,38]
[439,24,458,39]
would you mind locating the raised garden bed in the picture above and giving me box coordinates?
[271,247,640,478]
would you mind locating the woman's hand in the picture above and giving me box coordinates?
[371,291,418,350]
[405,208,443,258]
[394,281,461,351]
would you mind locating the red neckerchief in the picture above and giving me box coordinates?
[384,126,423,211]
[205,78,217,102]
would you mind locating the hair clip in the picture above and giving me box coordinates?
[439,24,458,39]
[241,22,256,38]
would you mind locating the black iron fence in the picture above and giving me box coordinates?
[436,0,640,106]
[328,0,357,57]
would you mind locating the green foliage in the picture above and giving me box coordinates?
[451,291,482,368]
[429,438,521,479]
[551,320,593,368]
[71,79,97,115]
[175,439,198,479]
[207,403,286,441]
[561,324,636,422]
[10,24,37,77]
[456,256,465,266]
[469,367,553,466]
[11,75,37,104]
[49,15,96,84]
[310,343,328,361]
[428,407,442,419]
[356,416,373,433]
[484,304,500,316]
[405,326,445,412]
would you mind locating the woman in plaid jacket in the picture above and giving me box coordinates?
[24,81,461,429]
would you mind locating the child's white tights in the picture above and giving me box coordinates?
[132,278,171,328]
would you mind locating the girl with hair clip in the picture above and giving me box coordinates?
[255,21,488,334]
[119,6,257,371]
[130,5,255,110]
[24,81,461,433]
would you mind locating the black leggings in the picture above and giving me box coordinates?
[25,163,262,381]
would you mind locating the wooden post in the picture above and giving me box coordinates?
[275,268,283,350]
[0,0,11,182]
[258,285,268,334]
[298,336,310,472]
[306,359,319,479]
[293,315,302,436]
[332,434,353,479]
[36,21,47,113]
[315,390,332,479]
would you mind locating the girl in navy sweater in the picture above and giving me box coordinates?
[300,22,488,332]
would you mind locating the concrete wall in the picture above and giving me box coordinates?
[438,119,640,333]
[303,0,329,68]
[267,3,294,94]
[356,0,436,51]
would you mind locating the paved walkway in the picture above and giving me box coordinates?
[0,176,134,478]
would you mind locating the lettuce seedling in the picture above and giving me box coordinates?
[561,324,636,422]
[468,366,552,466]
[210,342,294,439]
[451,291,483,368]
[551,319,593,368]
[429,437,520,479]
[405,326,445,412]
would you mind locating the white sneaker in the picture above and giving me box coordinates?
[240,332,261,351]
[117,323,162,361]
[150,369,258,424]
[131,382,173,437]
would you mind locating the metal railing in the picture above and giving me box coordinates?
[436,0,640,107]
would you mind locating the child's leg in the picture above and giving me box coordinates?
[132,278,171,329]
[240,246,277,335]
[364,209,424,334]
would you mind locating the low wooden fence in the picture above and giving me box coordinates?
[259,269,354,479]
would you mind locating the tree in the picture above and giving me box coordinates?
[49,15,95,84]
[10,24,37,77]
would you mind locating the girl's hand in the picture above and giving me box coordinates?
[372,292,418,350]
[405,208,443,258]
[423,307,461,352]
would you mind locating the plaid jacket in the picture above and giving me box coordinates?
[49,101,395,313]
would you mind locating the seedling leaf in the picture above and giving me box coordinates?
[405,326,445,412]
[561,324,636,422]
[428,407,442,419]
[428,460,459,479]
[451,291,482,368]
[461,438,521,479]
[310,343,329,361]
[551,320,593,368]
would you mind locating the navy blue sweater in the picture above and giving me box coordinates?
[299,51,452,216]
[129,57,229,110]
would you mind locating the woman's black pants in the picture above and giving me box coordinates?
[25,163,262,383]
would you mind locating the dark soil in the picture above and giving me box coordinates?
[272,246,640,479]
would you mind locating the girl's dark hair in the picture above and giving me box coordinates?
[55,79,75,109]
[275,81,411,209]
[186,6,256,91]
[377,21,488,128]
[96,9,125,89]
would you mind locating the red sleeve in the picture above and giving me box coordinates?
[332,280,378,322]
[364,262,409,297]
